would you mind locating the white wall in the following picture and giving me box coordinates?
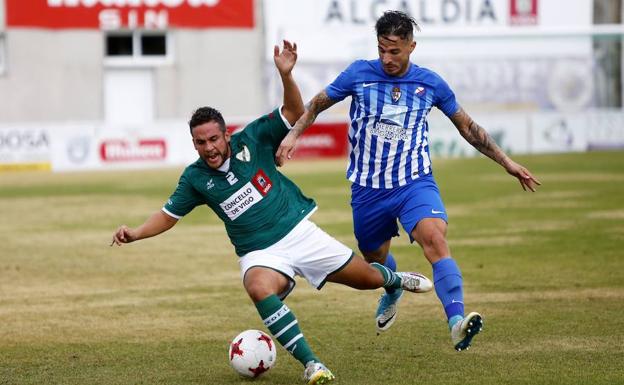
[156,29,265,121]
[0,28,266,123]
[0,31,103,122]
[0,2,265,124]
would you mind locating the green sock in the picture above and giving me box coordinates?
[371,262,403,290]
[255,294,319,366]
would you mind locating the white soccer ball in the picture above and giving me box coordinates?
[228,329,277,378]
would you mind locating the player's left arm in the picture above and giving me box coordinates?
[450,107,541,192]
[273,40,304,126]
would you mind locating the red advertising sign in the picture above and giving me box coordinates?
[227,122,349,159]
[510,0,538,25]
[99,138,167,162]
[6,0,254,30]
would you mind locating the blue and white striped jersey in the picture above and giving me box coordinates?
[326,59,459,189]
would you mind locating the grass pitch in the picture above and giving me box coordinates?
[1,151,623,385]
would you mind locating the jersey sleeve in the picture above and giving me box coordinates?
[433,75,460,117]
[241,107,290,152]
[325,61,358,102]
[162,173,203,219]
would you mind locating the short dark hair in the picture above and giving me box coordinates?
[188,107,226,134]
[375,11,420,40]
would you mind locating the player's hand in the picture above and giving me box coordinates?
[273,40,297,76]
[275,131,298,167]
[504,160,541,192]
[111,225,136,246]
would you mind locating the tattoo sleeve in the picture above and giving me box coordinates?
[450,107,509,166]
[291,90,337,137]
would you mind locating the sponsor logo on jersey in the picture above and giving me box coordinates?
[370,122,409,142]
[392,86,401,102]
[251,169,272,195]
[415,86,425,96]
[219,182,263,220]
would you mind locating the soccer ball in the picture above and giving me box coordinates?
[228,329,277,378]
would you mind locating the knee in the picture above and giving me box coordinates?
[418,230,448,253]
[361,250,386,264]
[244,280,275,303]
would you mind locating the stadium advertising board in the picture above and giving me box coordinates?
[6,0,254,30]
[50,124,188,171]
[99,138,167,162]
[47,120,349,172]
[0,35,5,75]
[7,108,619,172]
[0,126,51,171]
[263,0,594,114]
[0,0,5,29]
[228,122,349,158]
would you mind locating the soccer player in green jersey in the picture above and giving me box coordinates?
[111,40,433,385]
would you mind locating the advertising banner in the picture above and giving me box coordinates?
[228,122,349,158]
[6,110,620,173]
[263,0,594,117]
[0,126,51,171]
[48,120,349,172]
[0,36,5,75]
[6,0,254,30]
[50,123,193,171]
[0,0,5,29]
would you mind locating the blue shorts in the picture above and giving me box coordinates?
[351,174,448,252]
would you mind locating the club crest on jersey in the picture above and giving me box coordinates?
[206,179,215,190]
[235,145,251,162]
[392,86,401,102]
[251,169,272,195]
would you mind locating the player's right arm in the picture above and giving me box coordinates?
[111,210,178,246]
[275,90,338,166]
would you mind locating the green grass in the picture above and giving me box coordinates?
[1,151,623,385]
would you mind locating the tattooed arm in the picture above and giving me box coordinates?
[450,107,541,192]
[275,90,338,166]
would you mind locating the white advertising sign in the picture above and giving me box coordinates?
[264,0,592,62]
[264,0,594,115]
[0,36,6,75]
[427,110,530,158]
[0,0,5,30]
[0,126,51,170]
[49,121,196,172]
[529,112,588,153]
[5,110,621,173]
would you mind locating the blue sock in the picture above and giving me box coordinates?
[384,253,398,295]
[432,257,465,329]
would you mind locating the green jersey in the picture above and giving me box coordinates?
[163,108,316,256]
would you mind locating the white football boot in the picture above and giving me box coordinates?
[375,289,404,333]
[451,312,483,351]
[396,272,433,293]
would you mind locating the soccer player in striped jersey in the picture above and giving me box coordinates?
[276,11,541,351]
[111,40,433,384]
